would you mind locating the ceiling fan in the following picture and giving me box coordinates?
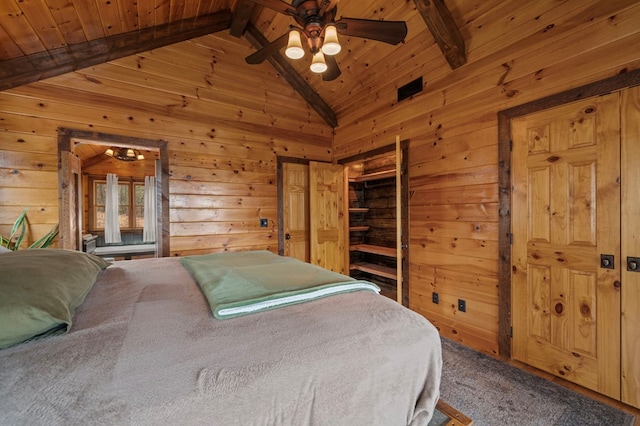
[245,0,408,81]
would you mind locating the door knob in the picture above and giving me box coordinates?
[628,257,640,272]
[285,233,291,240]
[600,254,614,269]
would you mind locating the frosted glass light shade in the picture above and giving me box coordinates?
[321,25,341,55]
[310,52,328,73]
[285,31,305,59]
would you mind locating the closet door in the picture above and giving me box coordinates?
[282,162,310,262]
[309,161,347,274]
[511,93,621,399]
[621,86,640,408]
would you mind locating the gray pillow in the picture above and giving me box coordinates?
[0,249,110,349]
[0,246,11,254]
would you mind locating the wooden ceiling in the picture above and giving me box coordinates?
[0,0,467,127]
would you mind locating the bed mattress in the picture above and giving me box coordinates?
[0,255,441,425]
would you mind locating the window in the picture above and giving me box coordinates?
[91,177,145,231]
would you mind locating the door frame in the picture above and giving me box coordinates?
[339,140,410,307]
[497,68,640,358]
[57,128,170,257]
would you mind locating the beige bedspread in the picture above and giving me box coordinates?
[0,256,441,425]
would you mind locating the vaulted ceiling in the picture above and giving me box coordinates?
[0,0,468,127]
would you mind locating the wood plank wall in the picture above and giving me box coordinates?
[1,0,639,358]
[333,1,640,355]
[0,31,332,253]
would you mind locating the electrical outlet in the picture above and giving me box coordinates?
[458,299,466,312]
[260,218,268,227]
[432,292,439,304]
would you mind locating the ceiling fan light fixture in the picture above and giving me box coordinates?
[310,51,328,73]
[285,30,305,59]
[105,146,145,162]
[321,24,341,55]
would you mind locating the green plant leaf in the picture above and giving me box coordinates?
[8,208,28,250]
[0,235,12,250]
[9,207,28,236]
[1,208,59,250]
[29,224,59,249]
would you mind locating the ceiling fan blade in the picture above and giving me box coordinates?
[317,0,339,16]
[323,54,341,81]
[245,31,290,64]
[335,18,408,45]
[250,0,297,16]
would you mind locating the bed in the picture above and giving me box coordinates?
[0,249,442,425]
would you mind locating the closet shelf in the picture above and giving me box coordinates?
[348,169,396,183]
[350,244,397,258]
[349,207,369,213]
[349,226,370,232]
[350,262,397,280]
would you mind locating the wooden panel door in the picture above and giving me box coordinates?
[309,161,347,274]
[621,85,640,408]
[511,93,621,399]
[282,162,310,262]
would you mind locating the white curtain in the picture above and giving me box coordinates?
[143,176,156,243]
[105,173,122,244]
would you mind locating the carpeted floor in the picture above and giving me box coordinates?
[435,337,635,426]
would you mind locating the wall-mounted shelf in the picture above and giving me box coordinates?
[343,140,408,306]
[349,226,370,232]
[348,169,395,183]
[350,244,397,258]
[350,262,397,280]
[349,207,369,213]
[345,149,405,305]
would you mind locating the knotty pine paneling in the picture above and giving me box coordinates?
[83,158,157,178]
[334,1,640,355]
[0,32,332,252]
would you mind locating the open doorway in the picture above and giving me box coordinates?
[57,128,169,257]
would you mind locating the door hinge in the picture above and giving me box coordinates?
[509,140,513,152]
[510,233,513,245]
[510,326,513,338]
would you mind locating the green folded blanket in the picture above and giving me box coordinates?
[180,251,380,319]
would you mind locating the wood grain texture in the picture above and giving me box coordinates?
[621,86,640,408]
[0,30,331,256]
[0,11,233,91]
[510,94,622,399]
[413,0,466,69]
[333,1,640,361]
[1,1,640,396]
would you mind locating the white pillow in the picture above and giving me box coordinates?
[0,246,12,254]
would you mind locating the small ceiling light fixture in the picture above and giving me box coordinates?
[300,23,340,74]
[310,51,328,73]
[321,24,341,56]
[282,19,341,75]
[244,1,408,82]
[105,146,145,162]
[285,30,305,59]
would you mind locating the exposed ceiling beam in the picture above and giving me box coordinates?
[230,0,255,37]
[0,10,233,92]
[413,0,466,69]
[244,23,338,128]
[81,153,110,169]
